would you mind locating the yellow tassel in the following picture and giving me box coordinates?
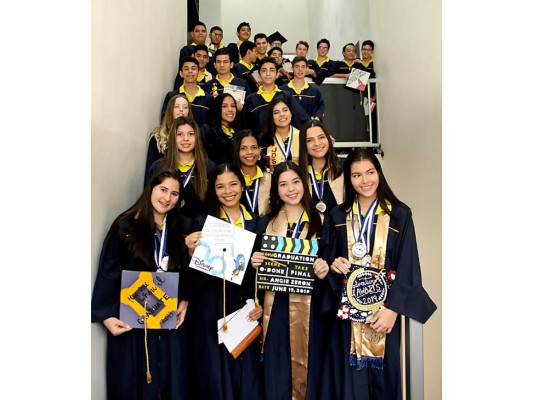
[146,371,152,384]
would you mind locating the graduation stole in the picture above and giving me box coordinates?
[345,207,390,369]
[261,210,312,400]
[266,127,300,170]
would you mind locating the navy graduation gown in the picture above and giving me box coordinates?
[260,215,336,400]
[319,204,437,400]
[91,216,191,400]
[280,82,326,121]
[185,213,266,400]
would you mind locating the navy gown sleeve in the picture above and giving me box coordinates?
[145,135,163,187]
[91,222,127,322]
[385,206,437,323]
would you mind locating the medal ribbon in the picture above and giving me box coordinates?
[244,178,260,213]
[309,166,325,202]
[153,216,167,270]
[344,211,391,369]
[351,198,378,252]
[181,164,195,188]
[289,209,305,238]
[223,207,246,230]
[273,126,294,162]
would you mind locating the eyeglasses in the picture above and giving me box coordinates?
[318,46,329,50]
[212,32,223,37]
[362,47,373,51]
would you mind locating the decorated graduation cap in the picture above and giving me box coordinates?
[267,31,287,46]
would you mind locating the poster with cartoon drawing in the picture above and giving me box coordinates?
[189,215,257,285]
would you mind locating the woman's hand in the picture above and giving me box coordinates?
[175,300,188,329]
[103,317,132,336]
[247,305,263,321]
[330,257,351,274]
[369,307,398,334]
[185,231,202,256]
[313,258,329,280]
[250,251,265,269]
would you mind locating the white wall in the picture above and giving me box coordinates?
[369,1,442,398]
[201,0,370,59]
[202,0,311,55]
[306,0,370,59]
[91,1,185,398]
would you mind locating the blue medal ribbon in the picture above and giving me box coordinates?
[223,207,246,230]
[309,166,325,202]
[244,178,260,213]
[289,209,305,238]
[154,216,168,271]
[181,163,195,188]
[273,126,294,162]
[351,198,378,253]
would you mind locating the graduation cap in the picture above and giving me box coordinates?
[267,31,287,46]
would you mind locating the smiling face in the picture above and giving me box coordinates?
[194,49,209,69]
[272,101,292,129]
[350,160,379,203]
[238,25,251,41]
[180,61,199,83]
[172,97,190,119]
[255,37,268,56]
[343,44,356,61]
[361,44,373,61]
[305,125,329,160]
[270,49,282,65]
[221,96,237,125]
[277,169,304,206]
[151,177,180,222]
[215,171,243,209]
[175,123,196,154]
[239,136,261,168]
[317,42,329,58]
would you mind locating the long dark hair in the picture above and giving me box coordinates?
[260,96,293,148]
[113,169,186,270]
[208,93,241,139]
[206,163,245,217]
[298,119,341,180]
[269,161,322,239]
[342,148,405,215]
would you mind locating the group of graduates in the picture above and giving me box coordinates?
[91,20,436,400]
[158,20,377,155]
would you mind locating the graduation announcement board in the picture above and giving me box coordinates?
[257,235,318,295]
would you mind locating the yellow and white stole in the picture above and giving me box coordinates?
[266,126,300,171]
[345,201,390,369]
[262,210,320,400]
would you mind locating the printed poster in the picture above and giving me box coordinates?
[257,235,318,295]
[189,215,257,285]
